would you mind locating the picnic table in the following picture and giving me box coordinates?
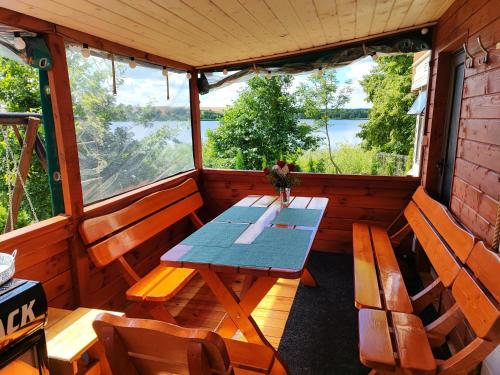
[161,194,328,372]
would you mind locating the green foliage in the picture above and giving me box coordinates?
[200,110,223,120]
[0,58,41,112]
[296,144,407,176]
[358,55,417,154]
[296,70,352,173]
[205,76,320,170]
[0,58,52,229]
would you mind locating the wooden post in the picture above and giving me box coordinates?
[45,34,88,307]
[189,69,202,170]
[45,33,83,218]
[4,118,39,232]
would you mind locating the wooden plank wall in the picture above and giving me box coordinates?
[200,169,420,253]
[1,170,199,310]
[422,0,500,248]
[2,216,75,309]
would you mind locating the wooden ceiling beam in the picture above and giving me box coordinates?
[196,21,437,71]
[0,7,54,33]
[55,25,192,71]
[0,6,192,71]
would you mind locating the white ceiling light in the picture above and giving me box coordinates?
[81,44,91,58]
[13,32,26,50]
[128,57,137,69]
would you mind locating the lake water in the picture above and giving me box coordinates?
[111,119,366,147]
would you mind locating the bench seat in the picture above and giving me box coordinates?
[126,266,197,302]
[359,308,436,374]
[353,222,413,313]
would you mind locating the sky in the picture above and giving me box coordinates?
[111,54,376,110]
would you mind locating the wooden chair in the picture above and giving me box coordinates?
[353,186,475,314]
[358,242,500,374]
[79,178,204,324]
[93,313,281,375]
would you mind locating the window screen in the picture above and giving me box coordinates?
[66,45,194,204]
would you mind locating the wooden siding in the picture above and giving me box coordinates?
[422,0,500,248]
[1,216,75,309]
[199,169,420,253]
[1,0,453,67]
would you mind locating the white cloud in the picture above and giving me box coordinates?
[113,56,377,109]
[116,71,190,107]
[200,82,246,108]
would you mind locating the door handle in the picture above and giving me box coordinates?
[436,159,444,176]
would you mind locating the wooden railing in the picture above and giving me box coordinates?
[200,169,420,253]
[0,215,74,308]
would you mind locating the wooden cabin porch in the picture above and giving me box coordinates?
[0,1,499,374]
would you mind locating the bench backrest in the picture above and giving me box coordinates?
[452,250,500,341]
[80,178,203,268]
[403,186,475,287]
[93,313,232,375]
[412,187,475,262]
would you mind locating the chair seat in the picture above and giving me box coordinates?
[224,338,275,373]
[126,265,196,302]
[359,309,436,374]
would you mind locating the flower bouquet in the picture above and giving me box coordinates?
[263,160,299,206]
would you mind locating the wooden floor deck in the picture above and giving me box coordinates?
[162,274,300,349]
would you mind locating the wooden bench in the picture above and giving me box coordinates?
[79,178,204,324]
[358,241,500,374]
[353,186,475,314]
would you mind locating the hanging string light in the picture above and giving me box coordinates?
[223,68,228,75]
[81,43,91,58]
[253,63,259,76]
[186,71,192,79]
[318,67,324,77]
[128,57,137,69]
[13,32,26,50]
[110,54,117,96]
[163,66,170,100]
[266,70,272,80]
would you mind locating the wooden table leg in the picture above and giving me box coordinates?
[301,267,318,287]
[199,270,289,374]
[217,276,277,338]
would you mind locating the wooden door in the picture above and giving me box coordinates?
[439,50,465,206]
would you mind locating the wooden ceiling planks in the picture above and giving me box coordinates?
[0,0,455,67]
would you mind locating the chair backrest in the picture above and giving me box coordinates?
[403,186,474,286]
[79,178,203,267]
[411,186,475,262]
[93,313,232,375]
[452,265,500,342]
[466,242,500,303]
[404,201,461,287]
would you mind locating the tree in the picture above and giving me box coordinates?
[358,55,416,155]
[297,70,351,173]
[205,76,320,170]
[0,58,51,229]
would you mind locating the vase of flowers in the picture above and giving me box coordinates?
[263,160,299,207]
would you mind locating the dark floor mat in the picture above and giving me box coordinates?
[278,252,370,375]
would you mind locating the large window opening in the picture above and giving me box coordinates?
[0,28,57,232]
[66,45,194,204]
[200,40,430,177]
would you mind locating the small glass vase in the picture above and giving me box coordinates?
[279,187,291,207]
